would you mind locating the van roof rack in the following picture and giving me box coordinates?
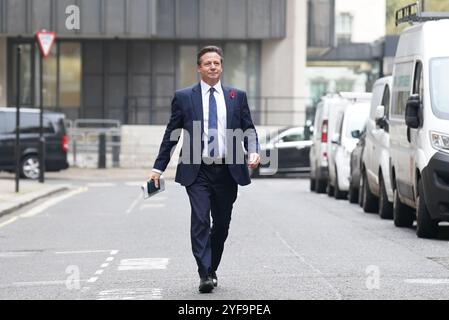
[396,2,449,26]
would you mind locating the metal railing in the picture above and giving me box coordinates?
[67,119,121,168]
[122,95,314,126]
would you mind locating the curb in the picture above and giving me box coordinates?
[0,185,71,219]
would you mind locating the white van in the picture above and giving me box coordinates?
[329,94,371,199]
[360,76,394,219]
[310,94,349,193]
[389,4,449,238]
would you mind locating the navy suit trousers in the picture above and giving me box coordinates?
[186,163,238,279]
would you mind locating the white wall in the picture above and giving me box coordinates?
[260,0,308,126]
[0,37,6,107]
[336,0,386,43]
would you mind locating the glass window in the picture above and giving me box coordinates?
[392,61,413,117]
[224,43,247,92]
[336,12,353,45]
[43,45,58,107]
[178,45,198,88]
[430,57,449,120]
[336,79,354,93]
[310,81,328,105]
[60,43,81,107]
[279,128,306,142]
[11,44,33,106]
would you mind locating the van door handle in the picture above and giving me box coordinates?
[407,127,411,143]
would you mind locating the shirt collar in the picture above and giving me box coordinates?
[200,80,223,96]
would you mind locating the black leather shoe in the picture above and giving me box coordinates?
[199,277,214,293]
[208,271,218,287]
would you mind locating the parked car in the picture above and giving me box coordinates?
[309,94,349,193]
[251,126,312,177]
[360,76,394,218]
[0,107,69,179]
[329,96,371,199]
[389,5,449,238]
[349,126,366,204]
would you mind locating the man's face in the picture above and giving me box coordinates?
[197,52,223,84]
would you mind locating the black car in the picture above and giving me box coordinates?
[251,126,312,177]
[348,127,366,204]
[0,108,69,179]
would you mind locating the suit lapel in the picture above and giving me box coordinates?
[223,86,234,130]
[191,83,204,134]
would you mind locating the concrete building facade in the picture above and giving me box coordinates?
[0,0,308,127]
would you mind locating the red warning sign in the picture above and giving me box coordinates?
[36,30,56,58]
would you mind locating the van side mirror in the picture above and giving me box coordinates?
[405,94,421,129]
[351,130,362,139]
[375,105,386,128]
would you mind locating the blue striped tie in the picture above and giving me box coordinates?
[208,87,218,158]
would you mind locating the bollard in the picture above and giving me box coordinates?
[98,133,106,169]
[112,134,120,168]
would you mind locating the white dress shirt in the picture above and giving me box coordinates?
[200,80,227,158]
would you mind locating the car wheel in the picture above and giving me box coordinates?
[393,187,414,228]
[379,175,393,220]
[358,172,365,207]
[334,168,347,200]
[327,179,335,197]
[316,178,327,194]
[362,171,378,213]
[348,178,359,204]
[310,177,316,192]
[21,154,40,180]
[416,179,438,239]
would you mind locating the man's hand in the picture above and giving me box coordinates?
[248,153,261,169]
[149,171,162,188]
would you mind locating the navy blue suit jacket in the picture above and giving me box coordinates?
[153,83,259,187]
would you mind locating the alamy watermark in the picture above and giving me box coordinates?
[65,5,80,31]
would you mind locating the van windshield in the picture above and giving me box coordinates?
[430,57,449,120]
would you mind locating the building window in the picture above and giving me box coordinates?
[336,79,355,93]
[60,42,81,108]
[310,80,328,105]
[178,45,198,88]
[43,45,57,107]
[10,43,33,107]
[336,12,353,44]
[224,43,248,92]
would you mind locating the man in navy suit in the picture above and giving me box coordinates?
[149,46,260,293]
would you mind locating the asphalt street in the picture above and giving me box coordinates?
[1,174,449,300]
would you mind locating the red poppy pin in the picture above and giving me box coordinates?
[230,89,236,99]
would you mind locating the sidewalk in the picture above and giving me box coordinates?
[0,167,176,218]
[0,179,70,219]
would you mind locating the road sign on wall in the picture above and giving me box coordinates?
[35,30,56,58]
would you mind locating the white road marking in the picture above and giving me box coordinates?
[405,279,449,285]
[88,277,98,283]
[118,258,169,271]
[20,187,88,218]
[0,217,18,229]
[106,257,114,262]
[13,280,87,287]
[55,250,117,255]
[97,288,163,300]
[139,203,166,210]
[0,251,36,258]
[275,232,343,300]
[126,194,142,214]
[86,183,116,188]
[101,263,109,268]
[95,270,104,275]
[110,250,119,255]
